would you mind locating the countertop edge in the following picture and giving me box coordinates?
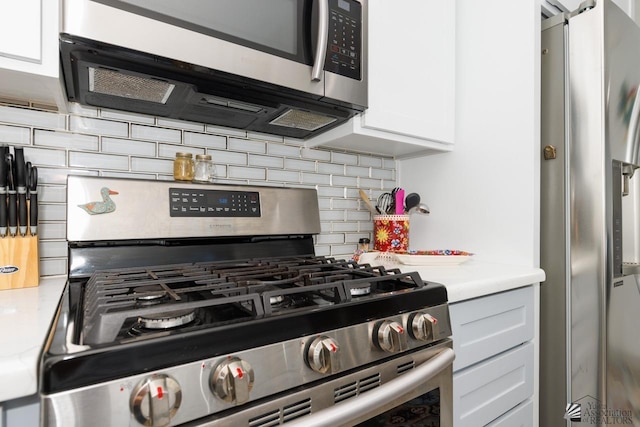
[0,276,67,402]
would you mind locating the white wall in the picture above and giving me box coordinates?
[398,0,541,267]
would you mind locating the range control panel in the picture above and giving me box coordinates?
[169,188,261,217]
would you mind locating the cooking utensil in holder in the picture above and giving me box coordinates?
[0,234,39,289]
[373,215,410,253]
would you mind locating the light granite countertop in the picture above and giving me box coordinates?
[0,260,544,403]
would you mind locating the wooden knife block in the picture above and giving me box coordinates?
[0,236,39,290]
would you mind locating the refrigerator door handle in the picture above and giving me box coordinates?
[625,86,640,167]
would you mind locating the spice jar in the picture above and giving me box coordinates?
[193,154,216,183]
[352,237,371,262]
[173,152,195,181]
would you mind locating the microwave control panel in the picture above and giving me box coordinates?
[325,0,362,80]
[169,188,261,218]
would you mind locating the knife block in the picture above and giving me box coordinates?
[0,235,39,290]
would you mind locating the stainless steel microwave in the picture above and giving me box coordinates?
[60,0,368,139]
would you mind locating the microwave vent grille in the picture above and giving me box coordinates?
[270,108,336,131]
[89,67,175,104]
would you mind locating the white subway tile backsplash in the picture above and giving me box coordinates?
[0,124,31,145]
[70,151,129,170]
[39,204,67,221]
[184,132,226,149]
[301,147,331,161]
[228,137,266,154]
[38,222,66,240]
[159,144,202,159]
[267,143,300,157]
[267,169,299,183]
[359,156,383,168]
[102,137,156,157]
[132,124,181,143]
[205,124,247,138]
[284,158,316,172]
[228,166,266,180]
[331,152,358,165]
[39,258,68,277]
[39,240,68,258]
[359,177,383,189]
[23,147,67,167]
[301,172,330,185]
[331,175,358,187]
[101,109,155,125]
[157,118,204,132]
[0,101,395,277]
[131,157,173,174]
[317,162,344,175]
[345,165,369,177]
[248,154,284,168]
[209,149,248,165]
[35,129,99,151]
[36,167,98,185]
[371,168,394,180]
[70,116,129,137]
[0,105,66,130]
[331,222,359,232]
[38,186,66,203]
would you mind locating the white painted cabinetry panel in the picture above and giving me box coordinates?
[308,0,454,158]
[0,0,65,108]
[0,0,41,62]
[450,285,534,372]
[453,342,534,427]
[450,285,536,427]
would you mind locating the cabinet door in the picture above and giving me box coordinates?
[363,0,455,143]
[0,0,42,63]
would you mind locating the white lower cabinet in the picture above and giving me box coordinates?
[450,286,535,426]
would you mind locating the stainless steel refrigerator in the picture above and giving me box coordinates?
[541,0,640,425]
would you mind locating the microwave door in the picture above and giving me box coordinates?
[63,0,325,97]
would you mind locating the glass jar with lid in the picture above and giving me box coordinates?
[173,152,195,181]
[193,154,216,183]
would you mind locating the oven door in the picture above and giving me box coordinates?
[285,341,454,427]
[194,340,453,427]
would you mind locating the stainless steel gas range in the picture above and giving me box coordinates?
[41,176,454,427]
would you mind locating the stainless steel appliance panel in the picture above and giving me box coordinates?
[541,1,640,425]
[66,176,321,241]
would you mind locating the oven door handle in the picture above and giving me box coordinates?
[284,347,455,427]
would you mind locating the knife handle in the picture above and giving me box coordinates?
[8,190,16,237]
[14,147,25,188]
[29,191,37,236]
[18,191,27,236]
[0,191,6,237]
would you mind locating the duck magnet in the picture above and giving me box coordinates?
[78,187,119,215]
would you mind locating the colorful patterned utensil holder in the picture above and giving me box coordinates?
[373,215,409,253]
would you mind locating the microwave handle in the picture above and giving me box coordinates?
[284,347,455,427]
[311,0,329,81]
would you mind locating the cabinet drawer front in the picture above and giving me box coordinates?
[450,286,534,371]
[487,399,533,427]
[453,342,534,427]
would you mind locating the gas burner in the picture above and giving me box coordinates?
[270,295,285,305]
[134,285,169,305]
[350,285,372,296]
[138,309,196,330]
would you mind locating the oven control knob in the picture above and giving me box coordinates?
[409,312,439,341]
[210,357,255,405]
[374,320,408,353]
[130,373,182,427]
[305,336,341,374]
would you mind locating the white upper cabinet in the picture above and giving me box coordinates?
[0,0,66,108]
[307,0,455,159]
